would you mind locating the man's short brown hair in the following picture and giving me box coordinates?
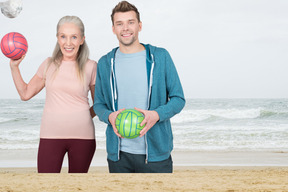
[111,1,140,25]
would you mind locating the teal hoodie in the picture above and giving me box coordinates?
[93,44,185,162]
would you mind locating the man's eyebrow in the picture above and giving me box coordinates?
[115,19,136,23]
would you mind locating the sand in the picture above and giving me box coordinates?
[0,166,288,192]
[1,150,288,192]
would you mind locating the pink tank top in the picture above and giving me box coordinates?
[36,58,97,139]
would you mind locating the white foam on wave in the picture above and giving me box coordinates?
[1,99,288,152]
[0,117,14,123]
[172,122,288,152]
[171,108,262,124]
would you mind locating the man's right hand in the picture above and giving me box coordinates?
[108,108,125,138]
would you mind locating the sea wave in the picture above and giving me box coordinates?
[1,99,288,151]
[259,110,288,119]
[171,108,288,124]
[0,117,14,124]
[0,117,29,124]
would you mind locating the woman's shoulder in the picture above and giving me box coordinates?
[42,57,52,64]
[37,57,51,69]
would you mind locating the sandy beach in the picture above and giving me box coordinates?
[0,166,288,192]
[1,150,288,192]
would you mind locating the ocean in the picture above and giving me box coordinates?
[0,98,288,152]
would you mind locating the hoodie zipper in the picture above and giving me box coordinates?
[111,49,155,163]
[145,53,155,164]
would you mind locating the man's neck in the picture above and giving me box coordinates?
[119,42,145,54]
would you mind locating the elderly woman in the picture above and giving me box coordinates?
[9,16,97,173]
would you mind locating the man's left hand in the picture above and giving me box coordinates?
[134,107,160,137]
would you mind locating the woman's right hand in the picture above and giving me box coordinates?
[10,54,25,69]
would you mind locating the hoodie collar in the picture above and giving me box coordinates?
[110,43,153,62]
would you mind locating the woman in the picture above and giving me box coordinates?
[10,16,97,173]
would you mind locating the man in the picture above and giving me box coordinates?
[93,1,185,173]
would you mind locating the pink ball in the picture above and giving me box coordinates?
[1,32,28,60]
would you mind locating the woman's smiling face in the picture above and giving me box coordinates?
[57,22,85,61]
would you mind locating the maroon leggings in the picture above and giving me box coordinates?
[37,138,96,173]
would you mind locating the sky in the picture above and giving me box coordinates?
[0,0,288,99]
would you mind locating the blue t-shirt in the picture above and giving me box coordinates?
[115,49,148,154]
